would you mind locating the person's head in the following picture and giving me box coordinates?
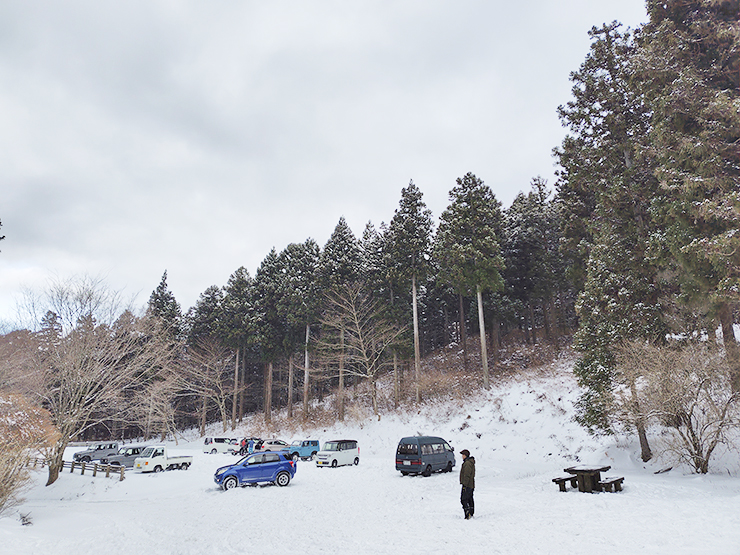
[460,449,470,459]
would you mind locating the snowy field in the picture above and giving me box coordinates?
[2,363,740,555]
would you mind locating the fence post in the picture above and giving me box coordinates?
[92,463,98,477]
[70,461,76,474]
[105,465,111,478]
[119,467,124,481]
[81,462,86,475]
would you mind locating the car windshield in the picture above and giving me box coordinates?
[236,455,251,465]
[140,447,155,458]
[323,442,340,451]
[291,440,302,446]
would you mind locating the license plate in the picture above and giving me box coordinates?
[403,460,410,465]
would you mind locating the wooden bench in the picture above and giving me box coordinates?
[598,476,624,492]
[552,475,578,492]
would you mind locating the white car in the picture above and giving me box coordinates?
[315,439,359,467]
[259,439,289,452]
[203,437,239,454]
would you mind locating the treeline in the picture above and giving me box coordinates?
[150,172,573,430]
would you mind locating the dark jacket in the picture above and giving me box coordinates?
[459,456,475,489]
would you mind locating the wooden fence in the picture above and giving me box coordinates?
[29,458,126,481]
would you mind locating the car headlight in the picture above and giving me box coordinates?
[215,468,228,477]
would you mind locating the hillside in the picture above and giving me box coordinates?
[2,341,740,554]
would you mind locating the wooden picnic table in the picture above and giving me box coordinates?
[564,465,611,493]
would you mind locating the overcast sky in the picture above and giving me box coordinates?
[0,0,648,329]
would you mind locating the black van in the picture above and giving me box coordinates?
[395,436,455,476]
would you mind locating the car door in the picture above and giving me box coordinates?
[242,453,264,483]
[261,453,281,481]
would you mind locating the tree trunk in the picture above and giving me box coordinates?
[339,328,345,421]
[413,273,422,404]
[528,302,537,344]
[45,440,68,486]
[718,302,740,392]
[477,285,490,389]
[231,348,239,430]
[491,316,500,365]
[264,362,273,425]
[238,352,245,422]
[459,294,468,369]
[287,355,294,419]
[393,351,399,408]
[303,324,311,421]
[199,395,207,436]
[542,302,551,343]
[630,379,652,462]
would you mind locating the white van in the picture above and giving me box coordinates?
[315,439,359,467]
[203,437,239,454]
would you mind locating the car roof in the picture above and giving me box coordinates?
[399,436,447,443]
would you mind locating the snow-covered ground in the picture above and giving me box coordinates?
[2,362,740,555]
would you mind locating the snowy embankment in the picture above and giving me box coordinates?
[1,360,740,555]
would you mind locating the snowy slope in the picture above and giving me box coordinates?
[1,360,740,555]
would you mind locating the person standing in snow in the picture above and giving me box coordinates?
[459,449,475,519]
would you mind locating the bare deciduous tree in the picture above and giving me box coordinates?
[176,338,237,435]
[318,283,406,416]
[0,393,57,515]
[616,341,738,474]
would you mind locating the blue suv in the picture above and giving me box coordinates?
[284,439,320,461]
[214,451,296,490]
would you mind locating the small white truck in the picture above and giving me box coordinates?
[133,445,193,473]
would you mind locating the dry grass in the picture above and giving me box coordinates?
[240,336,573,436]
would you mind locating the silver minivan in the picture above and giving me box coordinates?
[396,436,455,476]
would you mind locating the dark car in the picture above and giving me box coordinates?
[100,445,148,468]
[214,451,296,490]
[395,436,455,476]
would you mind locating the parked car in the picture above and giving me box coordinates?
[203,437,239,454]
[134,445,193,473]
[315,439,359,467]
[284,439,320,460]
[100,445,148,468]
[259,439,289,452]
[214,451,296,489]
[73,442,120,463]
[395,436,455,476]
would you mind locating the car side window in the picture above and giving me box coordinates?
[248,454,263,465]
[421,444,432,455]
[264,454,280,463]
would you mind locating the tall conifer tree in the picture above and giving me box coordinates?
[434,172,504,389]
[387,181,433,402]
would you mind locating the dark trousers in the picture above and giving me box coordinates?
[461,486,474,517]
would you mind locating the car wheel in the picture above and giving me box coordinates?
[311,451,317,460]
[292,453,299,462]
[223,476,238,490]
[82,456,91,463]
[445,461,453,473]
[154,465,163,473]
[275,472,291,487]
[401,471,409,476]
[331,459,338,468]
[354,457,359,466]
[210,448,217,454]
[181,462,189,470]
[422,465,432,477]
